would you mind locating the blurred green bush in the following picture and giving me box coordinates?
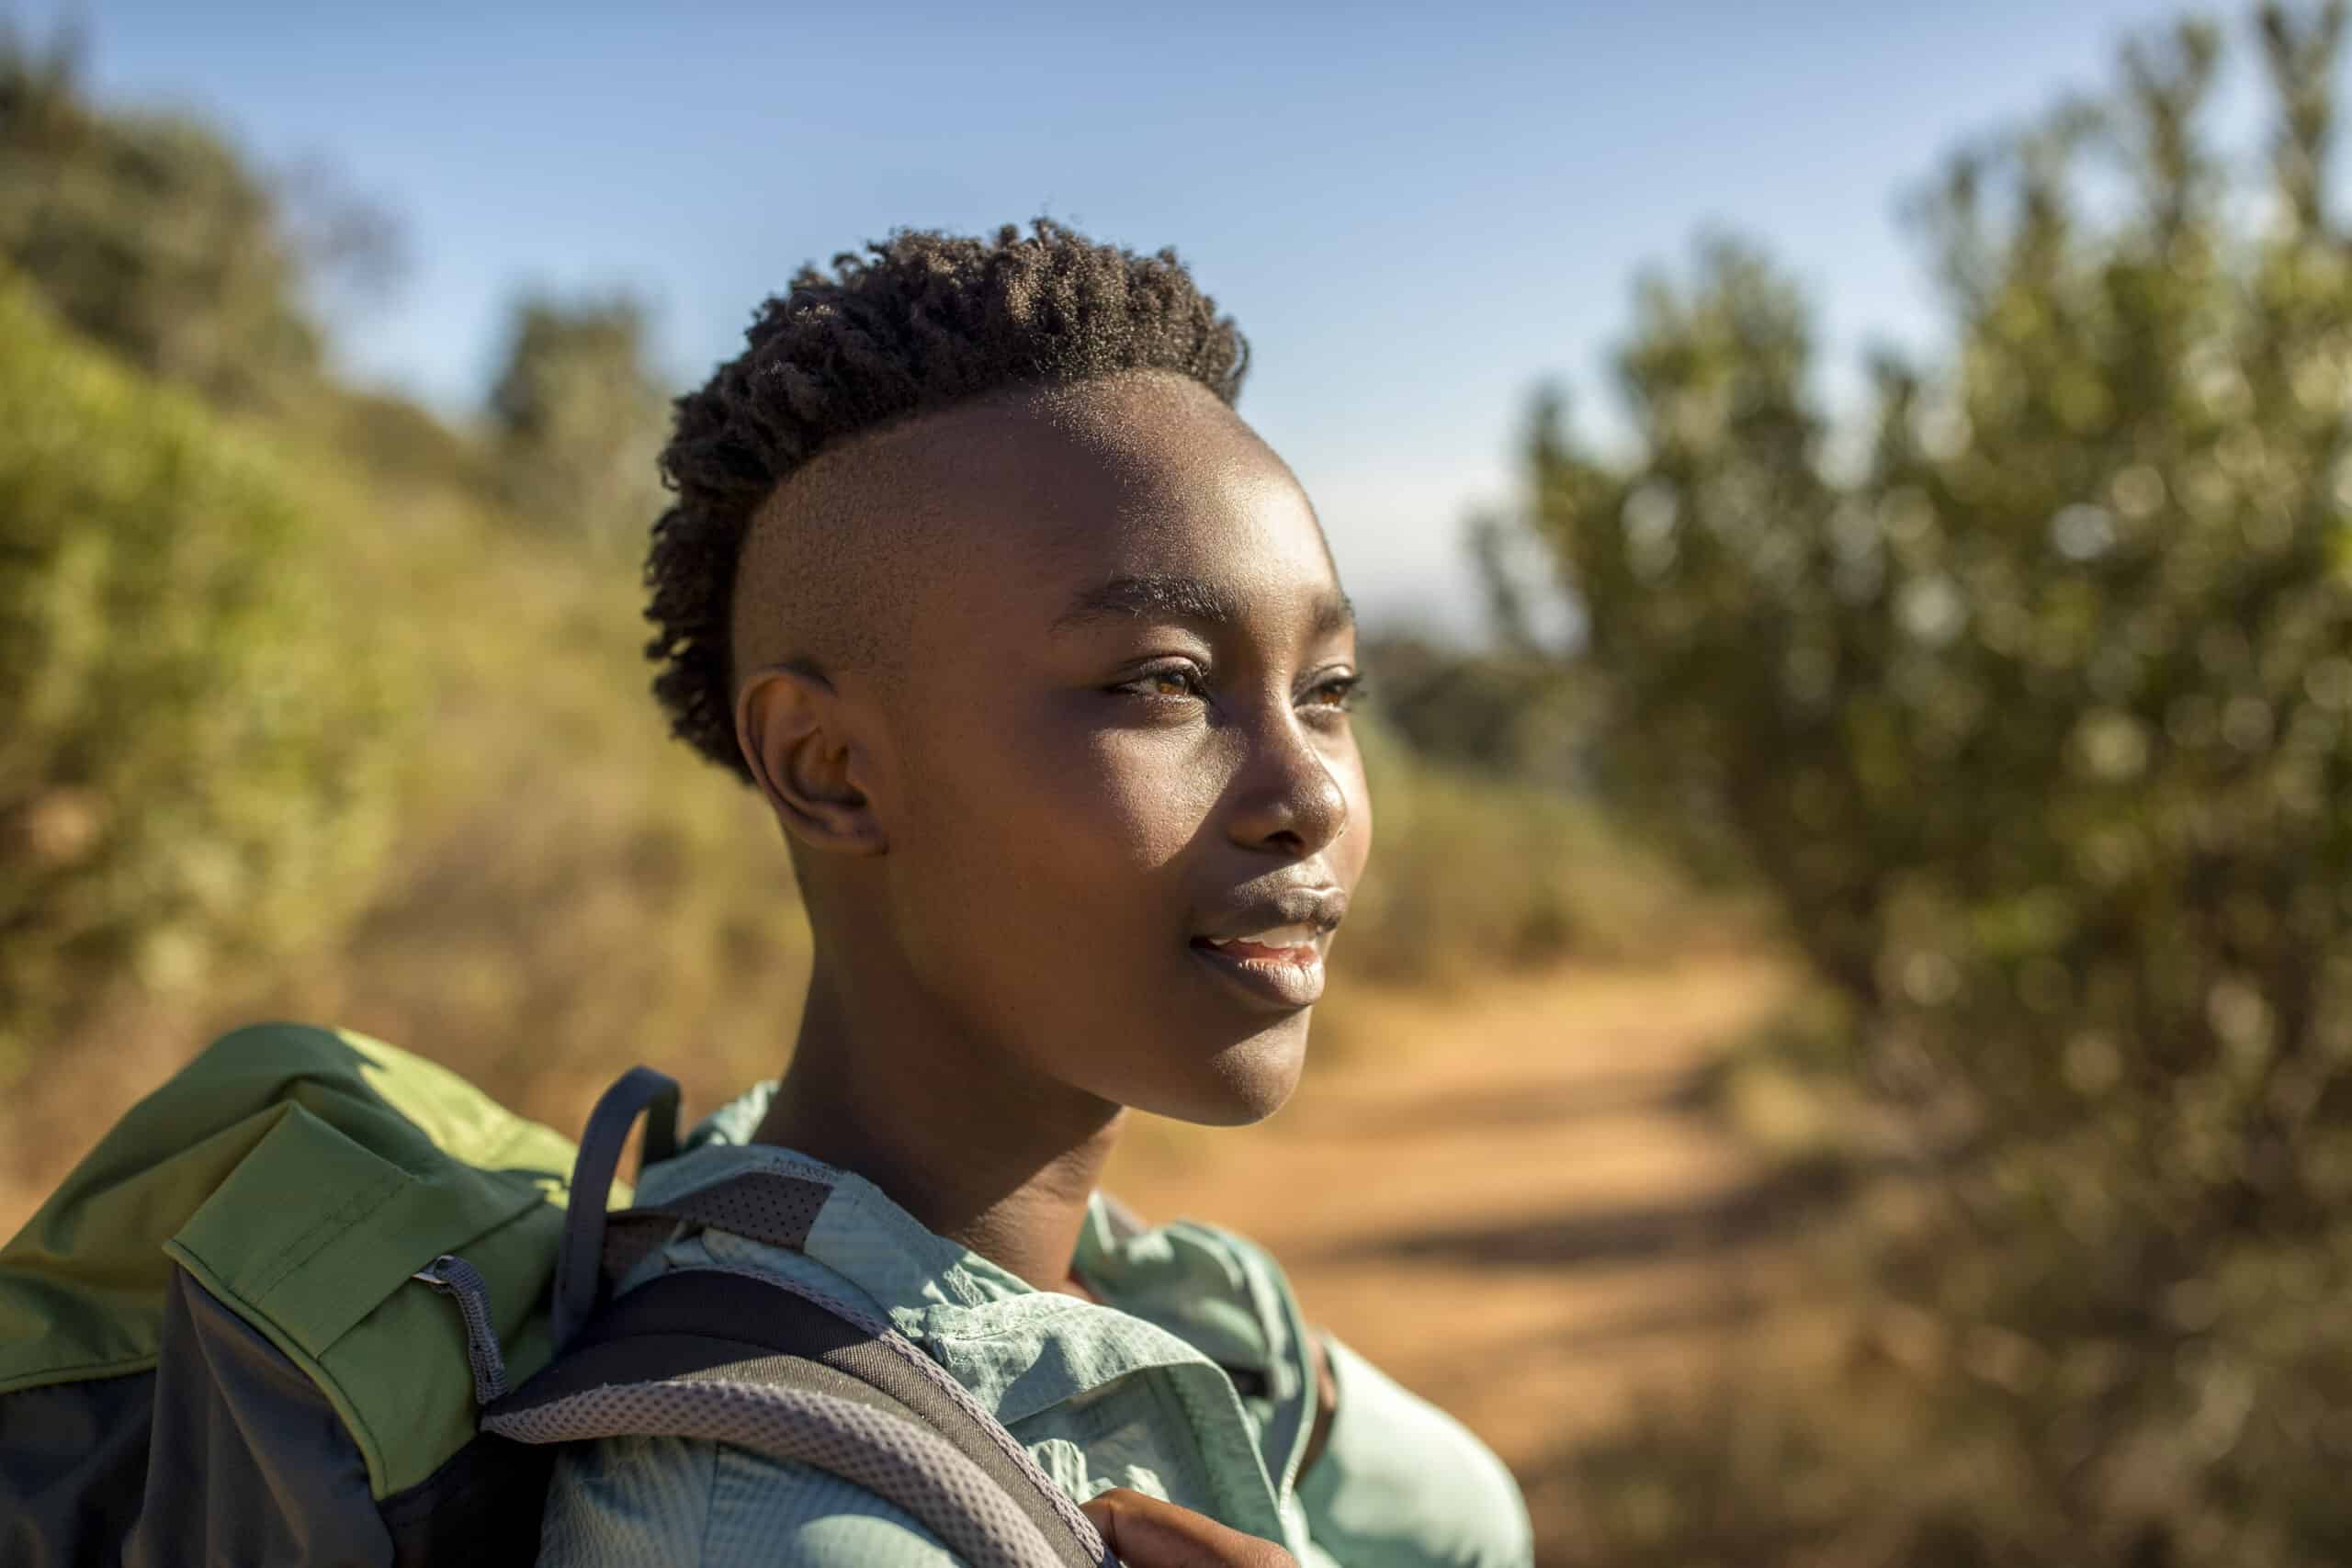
[1357,631,1595,789]
[0,272,406,1077]
[0,33,328,409]
[1342,708,1684,984]
[1518,4,2352,1562]
[484,289,672,552]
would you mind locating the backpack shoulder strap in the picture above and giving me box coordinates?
[489,1253,1110,1568]
[550,1065,680,1346]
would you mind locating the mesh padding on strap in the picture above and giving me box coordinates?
[572,1174,1111,1565]
[599,1213,680,1283]
[600,1170,831,1291]
[600,1168,833,1281]
[484,1378,1065,1568]
[502,1269,1108,1567]
[684,1264,1110,1562]
[668,1169,830,1247]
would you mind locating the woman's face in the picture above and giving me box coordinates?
[866,374,1374,1126]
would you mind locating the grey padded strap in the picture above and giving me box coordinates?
[484,1379,1067,1568]
[497,1266,1109,1567]
[544,1152,1125,1565]
[691,1265,1111,1563]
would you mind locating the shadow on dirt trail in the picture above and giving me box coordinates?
[1294,1160,1834,1274]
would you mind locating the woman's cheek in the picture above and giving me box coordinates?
[1333,745,1375,883]
[1078,735,1223,871]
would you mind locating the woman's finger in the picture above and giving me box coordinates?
[1080,1488,1299,1568]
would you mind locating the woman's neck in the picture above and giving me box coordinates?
[752,961,1127,1296]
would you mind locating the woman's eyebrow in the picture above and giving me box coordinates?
[1050,573,1356,638]
[1053,573,1237,631]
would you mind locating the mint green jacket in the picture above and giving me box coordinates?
[535,1085,1532,1567]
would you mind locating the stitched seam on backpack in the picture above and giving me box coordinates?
[244,1168,406,1302]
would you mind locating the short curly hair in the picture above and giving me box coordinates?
[643,219,1251,783]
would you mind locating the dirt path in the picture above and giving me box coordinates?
[1103,953,1797,1481]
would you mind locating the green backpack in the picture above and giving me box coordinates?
[0,1021,1112,1568]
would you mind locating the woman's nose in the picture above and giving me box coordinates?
[1227,711,1350,859]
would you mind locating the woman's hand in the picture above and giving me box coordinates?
[1080,1489,1300,1568]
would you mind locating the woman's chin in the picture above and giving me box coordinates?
[1148,1015,1312,1127]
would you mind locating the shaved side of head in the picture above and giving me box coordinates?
[728,428,935,704]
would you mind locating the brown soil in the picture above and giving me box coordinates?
[1104,953,1799,1487]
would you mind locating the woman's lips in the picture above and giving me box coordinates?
[1193,921,1321,960]
[1188,935,1326,1009]
[1201,938,1317,962]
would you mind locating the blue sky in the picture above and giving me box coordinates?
[25,0,2256,635]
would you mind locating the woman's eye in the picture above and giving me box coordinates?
[1114,665,1206,700]
[1305,673,1365,713]
[1110,666,1363,711]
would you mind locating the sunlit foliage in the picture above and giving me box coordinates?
[1523,5,2352,1562]
[0,276,406,1076]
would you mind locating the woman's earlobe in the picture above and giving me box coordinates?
[735,664,888,856]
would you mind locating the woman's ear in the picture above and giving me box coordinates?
[735,663,888,856]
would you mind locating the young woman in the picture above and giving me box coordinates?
[537,220,1531,1567]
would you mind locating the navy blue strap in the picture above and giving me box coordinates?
[553,1066,680,1347]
